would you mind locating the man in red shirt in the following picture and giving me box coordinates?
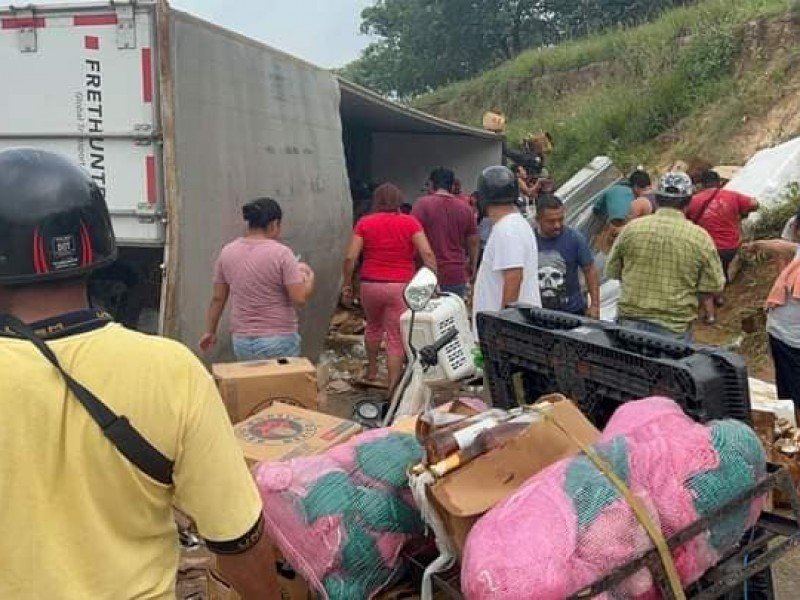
[686,170,759,323]
[412,168,480,297]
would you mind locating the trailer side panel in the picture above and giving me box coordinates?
[167,11,351,360]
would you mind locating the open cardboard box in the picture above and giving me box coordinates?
[391,397,489,436]
[428,395,600,554]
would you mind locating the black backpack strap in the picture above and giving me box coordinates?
[0,314,174,485]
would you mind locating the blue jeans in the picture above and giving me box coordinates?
[441,284,467,298]
[232,333,301,361]
[617,318,693,344]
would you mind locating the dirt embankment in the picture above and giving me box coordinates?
[695,257,779,381]
[728,15,800,154]
[420,11,800,381]
[657,14,800,166]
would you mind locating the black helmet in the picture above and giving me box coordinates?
[477,166,519,207]
[0,148,116,285]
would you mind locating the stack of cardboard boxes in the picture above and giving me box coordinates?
[749,377,799,508]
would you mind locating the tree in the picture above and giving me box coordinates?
[340,0,558,99]
[339,0,697,99]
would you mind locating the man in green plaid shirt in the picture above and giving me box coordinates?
[606,172,725,342]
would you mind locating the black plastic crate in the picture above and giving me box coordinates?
[478,307,751,427]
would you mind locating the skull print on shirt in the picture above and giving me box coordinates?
[538,250,567,310]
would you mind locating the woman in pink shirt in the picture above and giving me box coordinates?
[200,198,315,360]
[342,183,437,391]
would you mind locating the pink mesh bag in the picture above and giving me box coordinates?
[461,397,766,599]
[254,428,425,599]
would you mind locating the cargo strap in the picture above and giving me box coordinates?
[409,469,456,600]
[532,404,686,600]
[0,313,174,486]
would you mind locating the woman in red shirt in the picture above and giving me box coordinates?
[342,183,437,391]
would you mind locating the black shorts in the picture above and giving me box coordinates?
[769,335,800,406]
[718,249,737,283]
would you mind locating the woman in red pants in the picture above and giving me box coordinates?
[342,183,437,391]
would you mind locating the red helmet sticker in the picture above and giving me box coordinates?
[32,228,49,274]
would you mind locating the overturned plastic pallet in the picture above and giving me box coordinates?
[477,307,751,427]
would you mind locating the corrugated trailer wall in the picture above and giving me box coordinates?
[163,9,351,361]
[371,132,502,199]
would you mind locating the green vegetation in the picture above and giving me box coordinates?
[340,0,693,98]
[753,182,800,239]
[413,0,796,182]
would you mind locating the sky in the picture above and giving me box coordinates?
[41,0,375,68]
[170,0,375,68]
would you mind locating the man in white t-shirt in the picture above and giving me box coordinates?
[473,166,542,337]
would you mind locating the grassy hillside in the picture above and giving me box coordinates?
[414,0,800,183]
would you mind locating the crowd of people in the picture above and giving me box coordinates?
[196,154,799,411]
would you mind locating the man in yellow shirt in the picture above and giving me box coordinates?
[0,148,278,599]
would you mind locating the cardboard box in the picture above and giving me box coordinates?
[181,560,309,600]
[176,543,218,600]
[206,570,240,600]
[234,402,362,465]
[750,377,796,425]
[176,543,240,600]
[213,358,318,423]
[176,539,311,600]
[428,396,600,554]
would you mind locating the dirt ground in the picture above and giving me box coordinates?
[694,256,778,382]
